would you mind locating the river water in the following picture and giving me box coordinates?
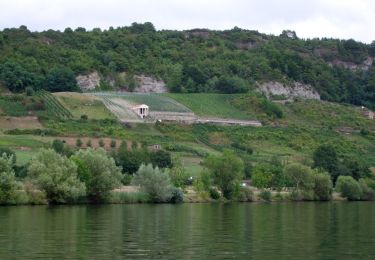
[0,202,374,259]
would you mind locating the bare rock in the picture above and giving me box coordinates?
[327,57,373,71]
[257,81,320,100]
[134,75,167,93]
[76,71,101,91]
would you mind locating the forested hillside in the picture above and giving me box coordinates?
[0,23,374,108]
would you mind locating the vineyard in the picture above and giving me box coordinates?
[94,92,191,113]
[99,96,141,122]
[36,90,73,119]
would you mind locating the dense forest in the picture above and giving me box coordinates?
[0,23,374,108]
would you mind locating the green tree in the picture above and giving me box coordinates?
[0,154,18,204]
[251,163,285,189]
[52,139,64,154]
[27,149,86,203]
[313,145,339,183]
[284,163,314,191]
[335,176,362,201]
[204,150,244,199]
[313,172,333,201]
[71,148,122,202]
[150,150,173,169]
[44,67,77,92]
[132,164,174,202]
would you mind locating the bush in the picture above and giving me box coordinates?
[27,149,86,204]
[23,182,47,205]
[170,187,184,203]
[150,150,173,169]
[359,179,375,201]
[290,190,303,201]
[209,187,221,200]
[169,161,190,188]
[252,163,285,189]
[237,187,254,202]
[25,86,34,96]
[99,139,105,147]
[313,172,333,201]
[259,190,272,201]
[86,140,92,147]
[52,139,64,154]
[110,139,116,148]
[0,147,16,164]
[204,150,244,199]
[71,148,122,203]
[284,163,314,191]
[76,138,83,147]
[132,164,174,203]
[121,174,133,185]
[0,154,19,204]
[335,176,362,201]
[80,114,88,120]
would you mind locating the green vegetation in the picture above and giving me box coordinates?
[335,176,363,200]
[27,149,85,204]
[54,92,115,119]
[165,93,252,119]
[0,24,374,109]
[71,148,122,202]
[132,164,175,203]
[35,90,72,119]
[0,154,18,204]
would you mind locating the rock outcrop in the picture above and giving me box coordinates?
[328,57,374,71]
[76,71,100,91]
[257,81,320,100]
[134,75,167,93]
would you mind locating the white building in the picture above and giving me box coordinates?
[132,104,149,118]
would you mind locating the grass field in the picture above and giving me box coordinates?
[54,92,116,120]
[164,93,254,119]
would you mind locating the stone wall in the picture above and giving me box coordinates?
[257,81,320,100]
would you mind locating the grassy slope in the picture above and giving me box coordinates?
[54,92,115,120]
[164,93,254,119]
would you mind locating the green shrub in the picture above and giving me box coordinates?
[170,187,184,203]
[71,148,122,203]
[259,190,272,201]
[0,147,16,164]
[110,139,116,148]
[335,176,363,201]
[237,187,254,202]
[359,179,375,201]
[99,139,105,147]
[0,154,19,204]
[313,172,333,201]
[290,190,303,201]
[132,164,174,203]
[23,182,47,205]
[209,187,221,200]
[27,149,86,204]
[25,86,34,96]
[121,174,133,185]
[76,138,83,147]
[52,139,64,154]
[86,140,92,147]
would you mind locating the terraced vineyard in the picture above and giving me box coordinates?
[36,90,73,119]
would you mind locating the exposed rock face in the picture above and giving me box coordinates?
[134,75,167,93]
[76,71,100,91]
[328,57,374,71]
[257,81,320,100]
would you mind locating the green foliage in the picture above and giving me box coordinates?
[71,148,122,202]
[170,187,184,203]
[110,139,116,148]
[259,190,272,201]
[25,86,34,96]
[237,187,254,202]
[359,179,375,201]
[252,163,285,189]
[209,187,221,200]
[313,172,333,201]
[0,147,16,164]
[284,163,314,191]
[27,149,85,203]
[76,138,82,147]
[204,150,244,199]
[116,143,147,174]
[168,158,190,188]
[335,176,363,201]
[51,139,64,154]
[313,145,339,182]
[98,139,105,147]
[132,164,174,203]
[0,154,18,204]
[0,26,374,108]
[86,139,92,147]
[150,150,173,169]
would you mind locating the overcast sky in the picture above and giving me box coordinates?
[0,0,374,43]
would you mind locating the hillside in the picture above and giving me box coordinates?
[0,24,374,109]
[0,91,374,177]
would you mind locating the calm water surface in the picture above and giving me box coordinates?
[0,202,374,259]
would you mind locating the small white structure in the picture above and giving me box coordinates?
[132,104,149,119]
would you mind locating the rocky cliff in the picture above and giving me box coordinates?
[257,81,320,100]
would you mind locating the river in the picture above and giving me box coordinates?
[0,202,374,259]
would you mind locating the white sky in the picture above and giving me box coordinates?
[0,0,374,43]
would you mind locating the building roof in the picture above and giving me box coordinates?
[132,104,149,109]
